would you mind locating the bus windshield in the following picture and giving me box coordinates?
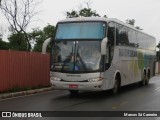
[51,41,103,73]
[55,22,106,40]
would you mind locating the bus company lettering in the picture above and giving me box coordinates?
[119,49,137,57]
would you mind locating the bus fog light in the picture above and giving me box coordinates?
[88,77,103,82]
[51,77,61,81]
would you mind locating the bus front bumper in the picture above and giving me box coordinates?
[50,80,103,91]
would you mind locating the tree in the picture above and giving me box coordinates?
[135,26,143,30]
[65,1,106,18]
[8,32,28,51]
[0,25,9,50]
[0,0,39,51]
[66,10,79,18]
[29,24,55,52]
[0,39,9,50]
[126,19,143,30]
[126,19,135,26]
[0,25,3,39]
[0,29,2,40]
[0,27,9,50]
[79,8,100,17]
[0,34,2,40]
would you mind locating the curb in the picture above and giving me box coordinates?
[0,87,54,100]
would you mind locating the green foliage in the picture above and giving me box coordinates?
[43,24,55,38]
[0,0,40,51]
[0,85,50,94]
[5,24,55,52]
[8,33,28,51]
[30,24,55,52]
[66,8,101,18]
[126,19,135,26]
[126,19,143,30]
[66,10,79,18]
[135,26,143,30]
[65,2,106,18]
[0,39,9,50]
[0,26,9,50]
[79,8,100,17]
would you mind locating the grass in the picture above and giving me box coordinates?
[0,85,50,94]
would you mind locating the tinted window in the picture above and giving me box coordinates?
[114,23,155,50]
[116,24,129,46]
[55,22,106,40]
[128,29,138,47]
[108,22,115,45]
[137,32,155,50]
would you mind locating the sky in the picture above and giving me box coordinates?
[0,0,160,45]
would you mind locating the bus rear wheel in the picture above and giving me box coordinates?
[140,71,147,86]
[142,74,146,86]
[146,69,150,85]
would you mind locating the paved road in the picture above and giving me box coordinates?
[0,76,160,120]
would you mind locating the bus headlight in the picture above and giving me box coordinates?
[51,77,61,81]
[88,77,103,82]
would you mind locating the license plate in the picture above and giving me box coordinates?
[69,84,78,88]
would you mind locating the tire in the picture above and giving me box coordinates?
[112,78,119,94]
[146,70,150,85]
[139,72,147,86]
[69,90,79,96]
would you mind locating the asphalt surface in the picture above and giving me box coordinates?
[0,76,160,120]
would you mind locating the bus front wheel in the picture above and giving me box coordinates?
[112,78,119,94]
[140,70,147,86]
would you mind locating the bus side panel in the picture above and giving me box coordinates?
[110,46,155,87]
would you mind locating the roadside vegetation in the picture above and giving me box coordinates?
[0,0,144,52]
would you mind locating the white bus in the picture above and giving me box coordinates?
[43,17,156,95]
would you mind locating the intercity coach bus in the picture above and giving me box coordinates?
[42,17,156,95]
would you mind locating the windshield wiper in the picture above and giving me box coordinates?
[75,45,87,71]
[61,42,87,72]
[61,46,74,71]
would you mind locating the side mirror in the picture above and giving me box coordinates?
[42,38,51,54]
[101,37,108,55]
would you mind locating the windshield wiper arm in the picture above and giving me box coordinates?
[61,46,74,71]
[76,45,87,71]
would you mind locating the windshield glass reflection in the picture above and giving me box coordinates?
[51,41,103,73]
[55,22,106,40]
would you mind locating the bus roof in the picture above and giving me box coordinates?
[58,17,155,39]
